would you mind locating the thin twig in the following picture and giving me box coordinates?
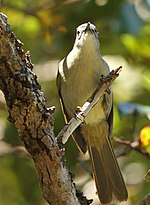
[114,137,150,160]
[57,67,122,144]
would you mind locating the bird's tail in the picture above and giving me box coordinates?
[82,121,128,204]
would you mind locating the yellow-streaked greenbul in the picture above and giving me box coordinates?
[57,22,128,204]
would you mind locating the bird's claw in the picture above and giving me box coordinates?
[100,75,111,95]
[74,106,85,122]
[99,74,105,82]
[106,87,111,94]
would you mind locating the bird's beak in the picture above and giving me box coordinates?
[84,22,91,32]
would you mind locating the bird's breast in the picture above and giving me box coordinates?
[60,54,112,123]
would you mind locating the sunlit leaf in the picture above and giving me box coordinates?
[1,8,24,27]
[139,126,150,152]
[121,25,150,59]
[121,34,137,53]
[21,16,41,35]
[143,70,150,91]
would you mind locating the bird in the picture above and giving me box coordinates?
[57,22,128,204]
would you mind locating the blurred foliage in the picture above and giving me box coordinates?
[0,0,150,205]
[144,169,150,183]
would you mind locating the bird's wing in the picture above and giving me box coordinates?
[56,68,87,153]
[107,103,113,138]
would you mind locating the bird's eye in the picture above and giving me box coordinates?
[92,28,97,33]
[77,30,80,35]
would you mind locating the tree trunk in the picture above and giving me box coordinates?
[0,12,89,205]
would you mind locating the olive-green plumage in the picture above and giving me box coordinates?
[57,22,128,204]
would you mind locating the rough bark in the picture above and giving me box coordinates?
[0,12,87,205]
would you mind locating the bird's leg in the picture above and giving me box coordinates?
[100,74,111,95]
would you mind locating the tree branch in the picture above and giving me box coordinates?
[0,12,90,205]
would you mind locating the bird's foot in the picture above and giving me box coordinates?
[74,106,85,122]
[100,75,111,95]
